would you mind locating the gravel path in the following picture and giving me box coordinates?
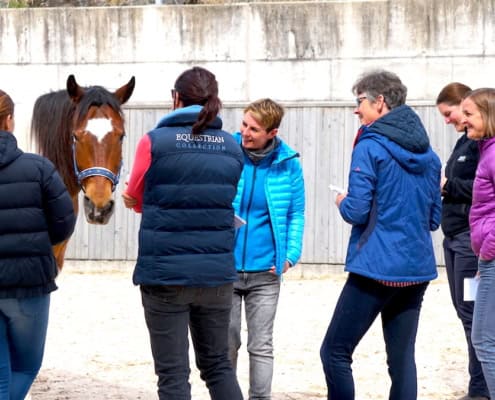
[30,263,468,399]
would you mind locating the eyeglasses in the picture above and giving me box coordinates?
[356,96,367,106]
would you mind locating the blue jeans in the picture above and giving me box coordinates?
[0,294,50,400]
[140,284,243,400]
[320,273,428,400]
[229,271,281,400]
[444,231,489,397]
[472,258,495,398]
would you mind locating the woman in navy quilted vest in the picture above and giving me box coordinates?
[0,89,76,399]
[122,66,244,400]
[462,88,495,399]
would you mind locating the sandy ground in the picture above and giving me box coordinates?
[30,262,471,400]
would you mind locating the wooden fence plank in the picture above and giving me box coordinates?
[65,103,452,267]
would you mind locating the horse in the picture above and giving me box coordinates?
[31,75,135,270]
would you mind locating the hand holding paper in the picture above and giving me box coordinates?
[329,183,346,206]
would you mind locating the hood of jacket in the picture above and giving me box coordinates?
[155,105,222,130]
[0,130,22,168]
[359,105,433,175]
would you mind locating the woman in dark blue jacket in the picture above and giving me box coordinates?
[122,67,244,400]
[437,82,489,400]
[320,70,442,400]
[0,89,76,399]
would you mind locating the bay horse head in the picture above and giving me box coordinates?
[31,75,135,269]
[67,75,135,224]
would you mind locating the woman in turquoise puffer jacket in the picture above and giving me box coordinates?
[229,98,305,400]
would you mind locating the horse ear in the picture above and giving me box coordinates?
[67,75,85,103]
[114,76,135,105]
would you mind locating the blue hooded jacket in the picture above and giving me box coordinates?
[340,105,441,282]
[132,106,244,287]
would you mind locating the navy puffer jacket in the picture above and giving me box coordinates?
[0,130,76,298]
[132,106,243,287]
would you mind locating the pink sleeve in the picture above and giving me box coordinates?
[125,134,152,213]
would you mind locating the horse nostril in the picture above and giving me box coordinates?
[105,200,115,213]
[83,196,115,225]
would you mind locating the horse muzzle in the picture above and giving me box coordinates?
[83,195,115,225]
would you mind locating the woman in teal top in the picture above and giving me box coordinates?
[229,98,305,400]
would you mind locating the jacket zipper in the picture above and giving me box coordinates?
[241,165,257,272]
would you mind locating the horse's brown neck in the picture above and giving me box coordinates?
[53,194,79,271]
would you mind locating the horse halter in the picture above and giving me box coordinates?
[71,138,122,192]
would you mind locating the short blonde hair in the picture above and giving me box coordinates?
[465,88,495,138]
[244,98,284,132]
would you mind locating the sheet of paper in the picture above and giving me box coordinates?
[328,184,345,194]
[234,215,246,228]
[464,277,480,302]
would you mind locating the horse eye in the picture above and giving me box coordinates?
[119,134,126,143]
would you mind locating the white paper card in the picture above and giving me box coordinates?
[234,215,246,229]
[328,184,345,194]
[464,277,480,302]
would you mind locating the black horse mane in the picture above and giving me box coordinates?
[31,86,124,196]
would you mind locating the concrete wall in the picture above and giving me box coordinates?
[1,0,494,145]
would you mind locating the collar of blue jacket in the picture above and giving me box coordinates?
[155,105,223,130]
[232,132,299,165]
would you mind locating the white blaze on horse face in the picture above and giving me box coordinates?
[85,118,113,142]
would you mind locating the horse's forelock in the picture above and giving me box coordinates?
[74,86,123,126]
